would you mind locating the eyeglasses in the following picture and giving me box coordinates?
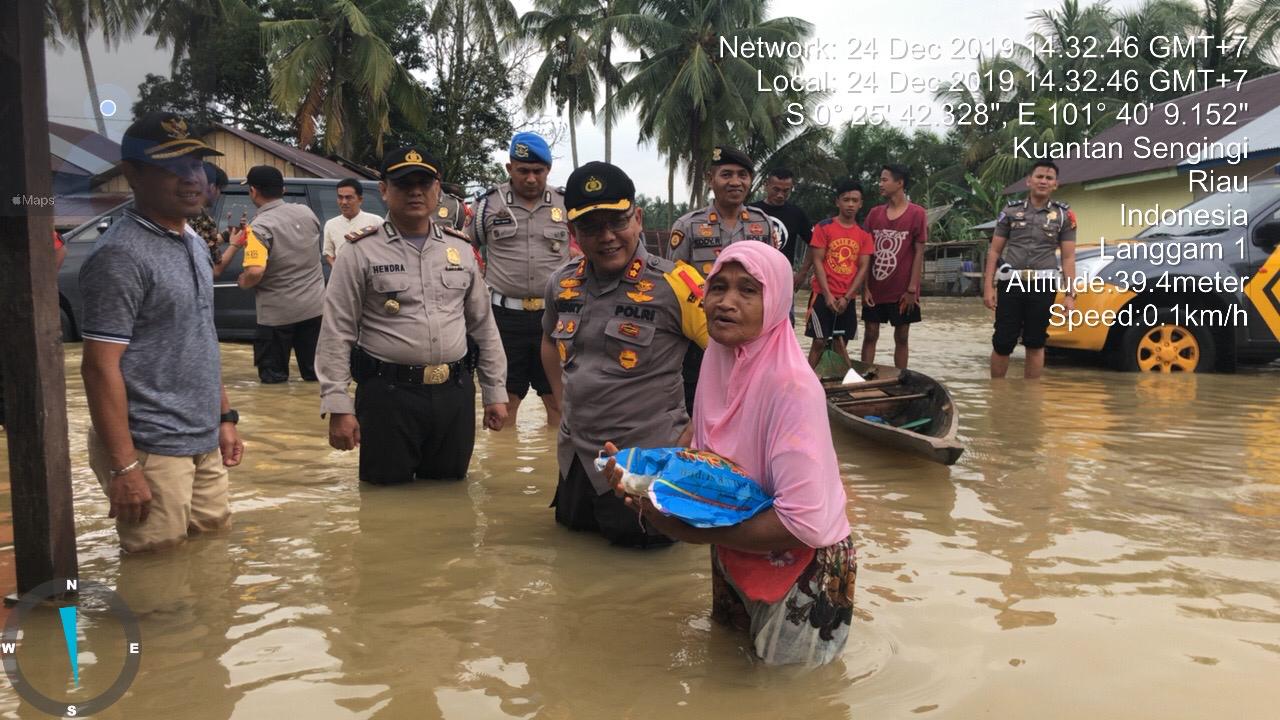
[572,210,634,239]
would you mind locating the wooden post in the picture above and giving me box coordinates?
[0,0,80,596]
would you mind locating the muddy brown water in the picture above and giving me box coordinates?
[2,298,1278,719]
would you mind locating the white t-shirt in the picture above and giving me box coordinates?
[323,210,383,260]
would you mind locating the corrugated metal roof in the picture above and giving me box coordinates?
[48,121,118,176]
[1005,71,1280,193]
[213,124,361,179]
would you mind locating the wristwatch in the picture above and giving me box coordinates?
[220,409,240,425]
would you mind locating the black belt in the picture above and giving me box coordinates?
[352,346,468,385]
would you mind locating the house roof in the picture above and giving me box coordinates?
[1005,71,1280,192]
[49,121,118,177]
[213,124,360,179]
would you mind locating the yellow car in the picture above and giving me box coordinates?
[1046,179,1280,371]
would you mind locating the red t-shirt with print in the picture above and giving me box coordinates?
[809,218,872,298]
[865,202,927,304]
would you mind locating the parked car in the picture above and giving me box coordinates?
[57,177,386,341]
[1046,177,1280,371]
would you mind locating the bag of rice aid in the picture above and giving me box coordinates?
[595,448,773,528]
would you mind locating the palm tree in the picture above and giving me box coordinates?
[613,0,811,204]
[259,0,430,157]
[586,0,633,163]
[45,0,146,135]
[521,0,600,167]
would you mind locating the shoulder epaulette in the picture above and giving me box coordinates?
[1005,198,1023,207]
[345,225,379,243]
[442,226,469,241]
[1053,200,1070,209]
[554,186,565,194]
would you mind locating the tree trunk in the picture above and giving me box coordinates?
[603,33,613,163]
[76,24,107,136]
[568,97,579,168]
[667,155,675,228]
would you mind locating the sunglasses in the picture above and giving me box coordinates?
[572,210,635,239]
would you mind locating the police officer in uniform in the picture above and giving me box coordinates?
[434,181,469,233]
[665,146,778,411]
[983,159,1077,379]
[470,132,569,428]
[316,146,509,484]
[541,161,709,547]
[237,165,326,383]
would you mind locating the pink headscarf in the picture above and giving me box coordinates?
[693,242,850,549]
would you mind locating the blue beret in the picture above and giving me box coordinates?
[510,132,552,166]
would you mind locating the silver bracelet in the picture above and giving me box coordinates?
[109,459,141,478]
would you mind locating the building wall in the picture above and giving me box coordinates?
[1057,156,1278,244]
[202,130,320,180]
[1057,176,1191,244]
[93,131,322,194]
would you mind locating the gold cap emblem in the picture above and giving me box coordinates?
[161,117,189,139]
[584,176,603,193]
[405,149,423,163]
[514,143,529,159]
[712,147,722,162]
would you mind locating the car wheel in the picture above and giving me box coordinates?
[1119,307,1216,372]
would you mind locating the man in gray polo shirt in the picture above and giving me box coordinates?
[80,111,244,553]
[237,165,326,383]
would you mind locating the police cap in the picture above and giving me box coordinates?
[709,146,753,173]
[509,132,552,166]
[564,161,635,221]
[121,111,222,165]
[381,145,440,181]
[241,165,284,191]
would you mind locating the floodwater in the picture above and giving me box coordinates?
[2,298,1279,719]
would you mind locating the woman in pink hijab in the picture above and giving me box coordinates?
[607,242,856,665]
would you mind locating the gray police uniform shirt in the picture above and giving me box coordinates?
[469,183,569,299]
[432,192,467,232]
[79,210,221,456]
[316,220,509,416]
[542,246,709,493]
[665,205,779,276]
[994,199,1078,271]
[244,198,326,326]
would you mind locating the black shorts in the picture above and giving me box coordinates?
[552,455,675,548]
[354,373,475,484]
[492,305,551,399]
[992,281,1057,355]
[861,300,922,327]
[805,293,858,340]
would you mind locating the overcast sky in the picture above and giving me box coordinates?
[46,0,1150,198]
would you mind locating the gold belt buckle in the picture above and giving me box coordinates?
[521,297,545,311]
[423,363,450,385]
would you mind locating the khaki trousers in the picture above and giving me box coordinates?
[88,428,231,553]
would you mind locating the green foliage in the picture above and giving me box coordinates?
[636,193,690,230]
[938,0,1280,189]
[611,0,813,204]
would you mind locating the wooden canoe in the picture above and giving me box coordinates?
[823,360,964,465]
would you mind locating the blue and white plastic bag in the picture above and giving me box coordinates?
[596,447,773,528]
